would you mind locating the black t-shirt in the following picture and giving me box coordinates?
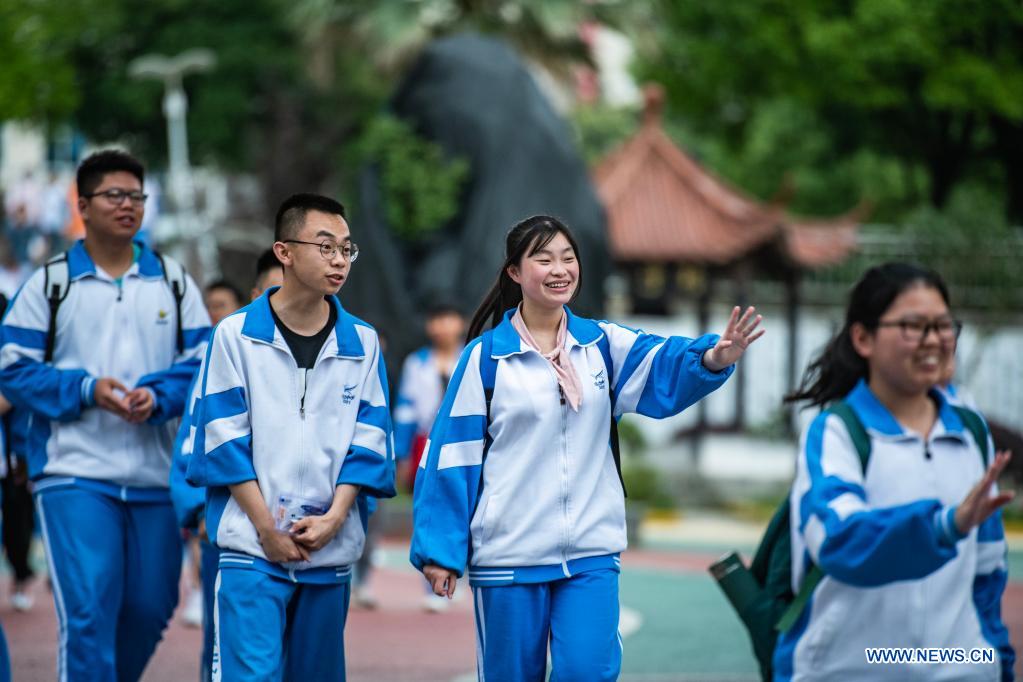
[270,299,338,369]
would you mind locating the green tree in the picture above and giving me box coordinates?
[635,0,1023,222]
[0,0,112,121]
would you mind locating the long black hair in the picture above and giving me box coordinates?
[785,262,950,408]
[466,215,582,341]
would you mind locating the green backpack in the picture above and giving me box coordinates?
[712,401,990,681]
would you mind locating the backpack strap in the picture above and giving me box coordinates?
[828,401,872,471]
[777,400,871,633]
[951,405,990,468]
[479,331,497,424]
[154,251,187,356]
[42,255,72,363]
[596,333,627,497]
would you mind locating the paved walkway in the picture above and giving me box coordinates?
[2,515,1021,681]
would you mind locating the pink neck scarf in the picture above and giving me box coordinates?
[511,306,582,411]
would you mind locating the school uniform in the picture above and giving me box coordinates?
[411,307,734,681]
[775,380,1014,681]
[187,288,395,682]
[0,239,210,681]
[394,346,460,477]
[170,367,219,681]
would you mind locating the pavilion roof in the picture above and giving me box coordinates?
[593,86,861,268]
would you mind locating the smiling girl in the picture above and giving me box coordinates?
[410,215,763,681]
[777,263,1015,681]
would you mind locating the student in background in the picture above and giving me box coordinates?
[204,280,244,327]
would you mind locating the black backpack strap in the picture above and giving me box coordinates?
[777,401,871,633]
[951,405,990,467]
[42,255,71,363]
[596,333,626,497]
[154,251,187,356]
[469,331,497,516]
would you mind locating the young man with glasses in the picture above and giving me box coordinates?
[187,193,394,681]
[0,150,211,680]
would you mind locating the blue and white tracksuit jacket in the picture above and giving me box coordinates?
[776,379,1014,681]
[393,346,459,460]
[0,239,210,493]
[186,289,396,582]
[171,370,205,529]
[410,307,734,583]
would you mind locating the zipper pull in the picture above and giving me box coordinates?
[924,444,932,460]
[299,369,308,416]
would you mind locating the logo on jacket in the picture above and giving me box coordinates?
[156,309,170,325]
[592,369,606,390]
[343,384,357,405]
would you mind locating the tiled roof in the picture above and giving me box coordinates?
[593,86,861,268]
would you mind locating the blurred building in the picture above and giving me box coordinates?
[594,84,862,432]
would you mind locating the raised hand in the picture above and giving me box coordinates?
[704,306,765,372]
[954,450,1015,535]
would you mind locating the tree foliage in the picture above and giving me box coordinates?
[634,0,1023,223]
[355,114,469,240]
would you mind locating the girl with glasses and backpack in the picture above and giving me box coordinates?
[776,262,1015,681]
[410,215,763,681]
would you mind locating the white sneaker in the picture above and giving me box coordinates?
[181,589,203,628]
[354,586,378,609]
[422,594,450,613]
[11,590,34,612]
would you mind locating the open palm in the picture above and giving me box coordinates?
[704,306,764,372]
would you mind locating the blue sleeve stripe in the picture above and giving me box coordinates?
[183,326,212,349]
[804,413,828,481]
[797,414,867,532]
[972,569,1015,676]
[338,445,395,496]
[357,401,390,432]
[443,414,487,445]
[1,325,47,350]
[798,475,866,533]
[200,386,247,423]
[977,511,1005,542]
[612,332,661,395]
[202,435,256,485]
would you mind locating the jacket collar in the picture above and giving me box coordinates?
[241,286,365,359]
[67,239,162,280]
[844,378,967,439]
[490,305,603,358]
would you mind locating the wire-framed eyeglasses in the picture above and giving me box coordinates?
[282,240,359,262]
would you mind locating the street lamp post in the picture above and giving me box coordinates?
[129,49,216,279]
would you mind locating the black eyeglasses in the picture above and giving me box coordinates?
[876,317,963,343]
[84,189,148,205]
[283,240,360,262]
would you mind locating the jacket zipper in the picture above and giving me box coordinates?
[299,369,308,417]
[556,370,571,574]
